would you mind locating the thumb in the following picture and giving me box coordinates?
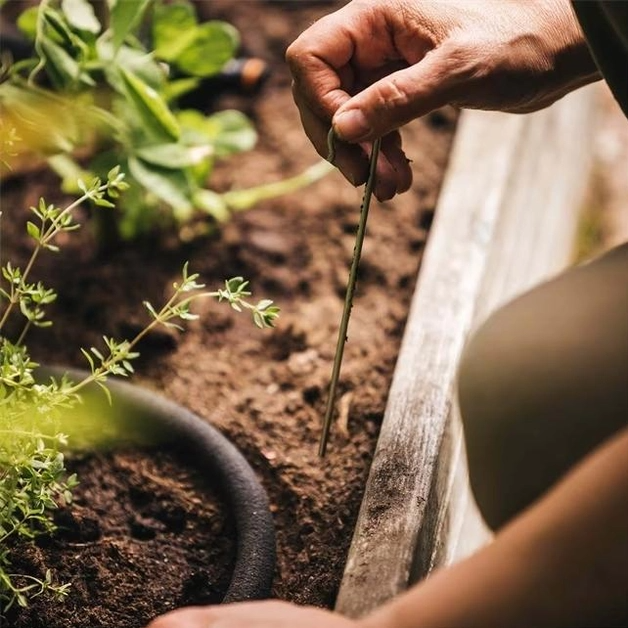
[332,48,454,142]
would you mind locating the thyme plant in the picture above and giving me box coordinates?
[0,167,278,613]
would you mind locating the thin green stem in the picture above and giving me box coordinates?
[28,0,53,86]
[64,288,221,395]
[0,186,101,331]
[319,133,381,457]
[15,321,32,347]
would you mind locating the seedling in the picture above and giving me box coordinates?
[320,131,381,456]
[0,167,279,613]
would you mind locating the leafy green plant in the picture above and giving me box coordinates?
[0,167,278,613]
[0,0,331,239]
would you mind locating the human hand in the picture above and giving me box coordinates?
[286,0,599,199]
[145,600,362,628]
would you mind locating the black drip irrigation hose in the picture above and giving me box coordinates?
[37,366,276,604]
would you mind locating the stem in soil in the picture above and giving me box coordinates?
[319,132,381,457]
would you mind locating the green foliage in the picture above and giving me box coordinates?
[0,168,279,614]
[0,0,325,240]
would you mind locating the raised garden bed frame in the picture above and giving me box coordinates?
[335,86,598,617]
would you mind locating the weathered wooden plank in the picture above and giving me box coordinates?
[335,86,597,617]
[428,86,597,571]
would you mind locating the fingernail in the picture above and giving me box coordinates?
[333,110,371,142]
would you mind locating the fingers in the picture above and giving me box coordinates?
[292,85,411,201]
[146,600,358,628]
[286,7,358,120]
[146,606,211,627]
[291,83,369,185]
[287,1,419,199]
[368,131,412,201]
[332,47,454,143]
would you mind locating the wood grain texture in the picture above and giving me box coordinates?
[335,86,597,618]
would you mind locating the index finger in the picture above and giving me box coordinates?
[286,7,360,121]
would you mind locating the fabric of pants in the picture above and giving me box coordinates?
[457,242,628,530]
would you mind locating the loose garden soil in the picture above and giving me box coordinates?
[0,1,456,627]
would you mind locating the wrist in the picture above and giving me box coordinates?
[540,0,601,87]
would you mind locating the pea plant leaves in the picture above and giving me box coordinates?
[109,0,151,51]
[2,0,259,238]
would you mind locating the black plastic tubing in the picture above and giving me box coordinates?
[37,366,276,603]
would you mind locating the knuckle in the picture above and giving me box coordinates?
[376,77,411,111]
[441,36,489,75]
[285,40,301,66]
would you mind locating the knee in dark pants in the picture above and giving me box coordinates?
[457,246,628,531]
[457,312,534,532]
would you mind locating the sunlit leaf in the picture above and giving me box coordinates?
[206,110,257,157]
[119,67,180,141]
[98,39,165,92]
[175,21,239,78]
[162,77,200,102]
[16,6,39,40]
[37,39,80,88]
[108,0,151,51]
[152,0,198,61]
[42,9,77,49]
[134,143,212,169]
[61,0,101,34]
[128,156,192,217]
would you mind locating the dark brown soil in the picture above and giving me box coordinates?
[5,449,236,628]
[0,1,456,627]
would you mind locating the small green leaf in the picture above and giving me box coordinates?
[42,8,76,49]
[93,196,115,208]
[96,380,113,405]
[152,0,198,62]
[109,0,151,51]
[256,299,274,311]
[253,311,264,329]
[119,67,180,142]
[80,348,94,370]
[143,300,158,320]
[17,6,39,40]
[39,38,81,88]
[128,156,192,217]
[61,0,101,34]
[174,22,239,78]
[134,143,212,169]
[26,221,41,240]
[162,77,201,102]
[207,110,257,157]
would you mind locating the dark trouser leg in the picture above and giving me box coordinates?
[458,243,628,531]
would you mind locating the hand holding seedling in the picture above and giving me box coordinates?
[286,0,599,199]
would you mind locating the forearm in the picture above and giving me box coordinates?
[362,426,628,628]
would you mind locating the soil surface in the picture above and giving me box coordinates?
[1,1,456,627]
[5,449,236,628]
